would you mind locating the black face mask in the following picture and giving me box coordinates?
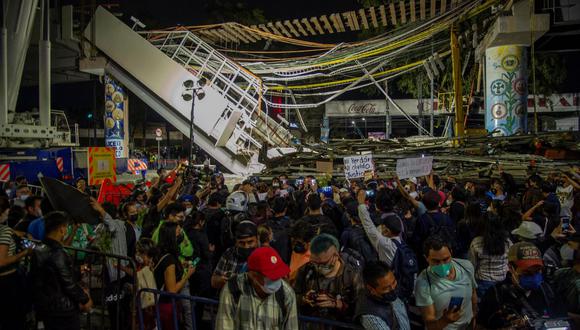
[293,242,306,254]
[379,291,398,303]
[236,246,255,260]
[128,214,138,223]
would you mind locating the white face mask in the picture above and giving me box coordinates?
[20,194,29,201]
[185,207,193,216]
[136,255,144,264]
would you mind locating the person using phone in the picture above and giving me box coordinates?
[478,242,568,329]
[415,237,477,329]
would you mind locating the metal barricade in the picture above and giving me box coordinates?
[28,184,45,197]
[137,288,362,330]
[63,245,138,330]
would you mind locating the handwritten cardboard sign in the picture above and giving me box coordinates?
[396,156,433,179]
[344,155,374,180]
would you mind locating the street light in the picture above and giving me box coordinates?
[181,77,207,165]
[362,117,367,137]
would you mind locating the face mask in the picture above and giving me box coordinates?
[560,244,575,262]
[185,207,193,216]
[136,255,144,264]
[380,291,398,303]
[20,194,29,201]
[430,262,452,278]
[519,272,543,290]
[129,214,138,223]
[261,278,282,295]
[315,256,337,276]
[236,247,255,260]
[293,242,306,254]
[36,209,43,217]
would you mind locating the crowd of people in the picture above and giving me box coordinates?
[0,164,579,330]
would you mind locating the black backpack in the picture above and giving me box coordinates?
[345,226,379,265]
[227,276,287,320]
[392,239,418,301]
[340,247,365,270]
[220,212,249,250]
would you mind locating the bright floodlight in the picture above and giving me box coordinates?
[183,80,194,88]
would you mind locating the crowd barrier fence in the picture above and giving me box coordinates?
[137,288,363,330]
[62,245,138,330]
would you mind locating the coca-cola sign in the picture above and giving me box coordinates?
[347,103,377,114]
[326,100,387,117]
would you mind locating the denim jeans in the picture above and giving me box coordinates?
[476,279,497,301]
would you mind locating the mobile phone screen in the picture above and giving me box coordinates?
[448,296,463,310]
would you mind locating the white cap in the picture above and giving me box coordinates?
[511,221,544,240]
[409,177,417,185]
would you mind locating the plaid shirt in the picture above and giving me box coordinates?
[216,273,299,330]
[213,247,247,277]
[468,236,512,282]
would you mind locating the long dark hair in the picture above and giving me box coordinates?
[157,222,180,258]
[482,214,508,256]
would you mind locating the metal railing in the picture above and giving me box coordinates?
[141,29,292,149]
[136,288,363,330]
[64,245,138,330]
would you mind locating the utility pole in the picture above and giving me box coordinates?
[451,25,464,142]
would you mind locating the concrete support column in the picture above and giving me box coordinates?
[0,26,7,126]
[104,75,129,158]
[484,45,528,135]
[39,0,51,127]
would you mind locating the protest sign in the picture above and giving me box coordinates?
[396,156,434,179]
[316,161,334,174]
[344,154,374,180]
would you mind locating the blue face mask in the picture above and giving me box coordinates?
[430,262,452,278]
[519,272,543,290]
[261,278,282,295]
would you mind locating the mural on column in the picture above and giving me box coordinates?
[485,46,528,135]
[104,75,128,158]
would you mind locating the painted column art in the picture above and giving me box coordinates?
[485,46,528,135]
[104,75,129,158]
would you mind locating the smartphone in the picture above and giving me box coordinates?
[191,257,201,267]
[311,179,317,185]
[562,216,571,232]
[366,189,375,198]
[22,239,36,249]
[448,296,463,310]
[295,178,304,185]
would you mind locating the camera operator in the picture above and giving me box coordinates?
[478,242,568,329]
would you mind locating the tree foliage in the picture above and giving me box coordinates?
[530,53,567,97]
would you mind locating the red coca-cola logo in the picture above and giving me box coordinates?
[347,103,377,114]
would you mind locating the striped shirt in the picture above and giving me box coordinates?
[216,273,299,330]
[0,224,17,274]
[468,236,512,282]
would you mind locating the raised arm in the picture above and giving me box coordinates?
[356,190,397,265]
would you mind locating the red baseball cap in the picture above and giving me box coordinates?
[248,247,290,281]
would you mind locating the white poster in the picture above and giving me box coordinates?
[344,154,374,179]
[396,156,433,179]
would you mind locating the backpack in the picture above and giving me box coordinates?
[220,211,249,250]
[425,212,457,250]
[340,247,365,270]
[345,226,379,265]
[227,276,288,320]
[392,240,418,301]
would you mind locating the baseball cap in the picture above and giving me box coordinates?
[235,220,257,239]
[508,242,543,269]
[511,221,543,240]
[248,247,290,280]
[179,194,194,202]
